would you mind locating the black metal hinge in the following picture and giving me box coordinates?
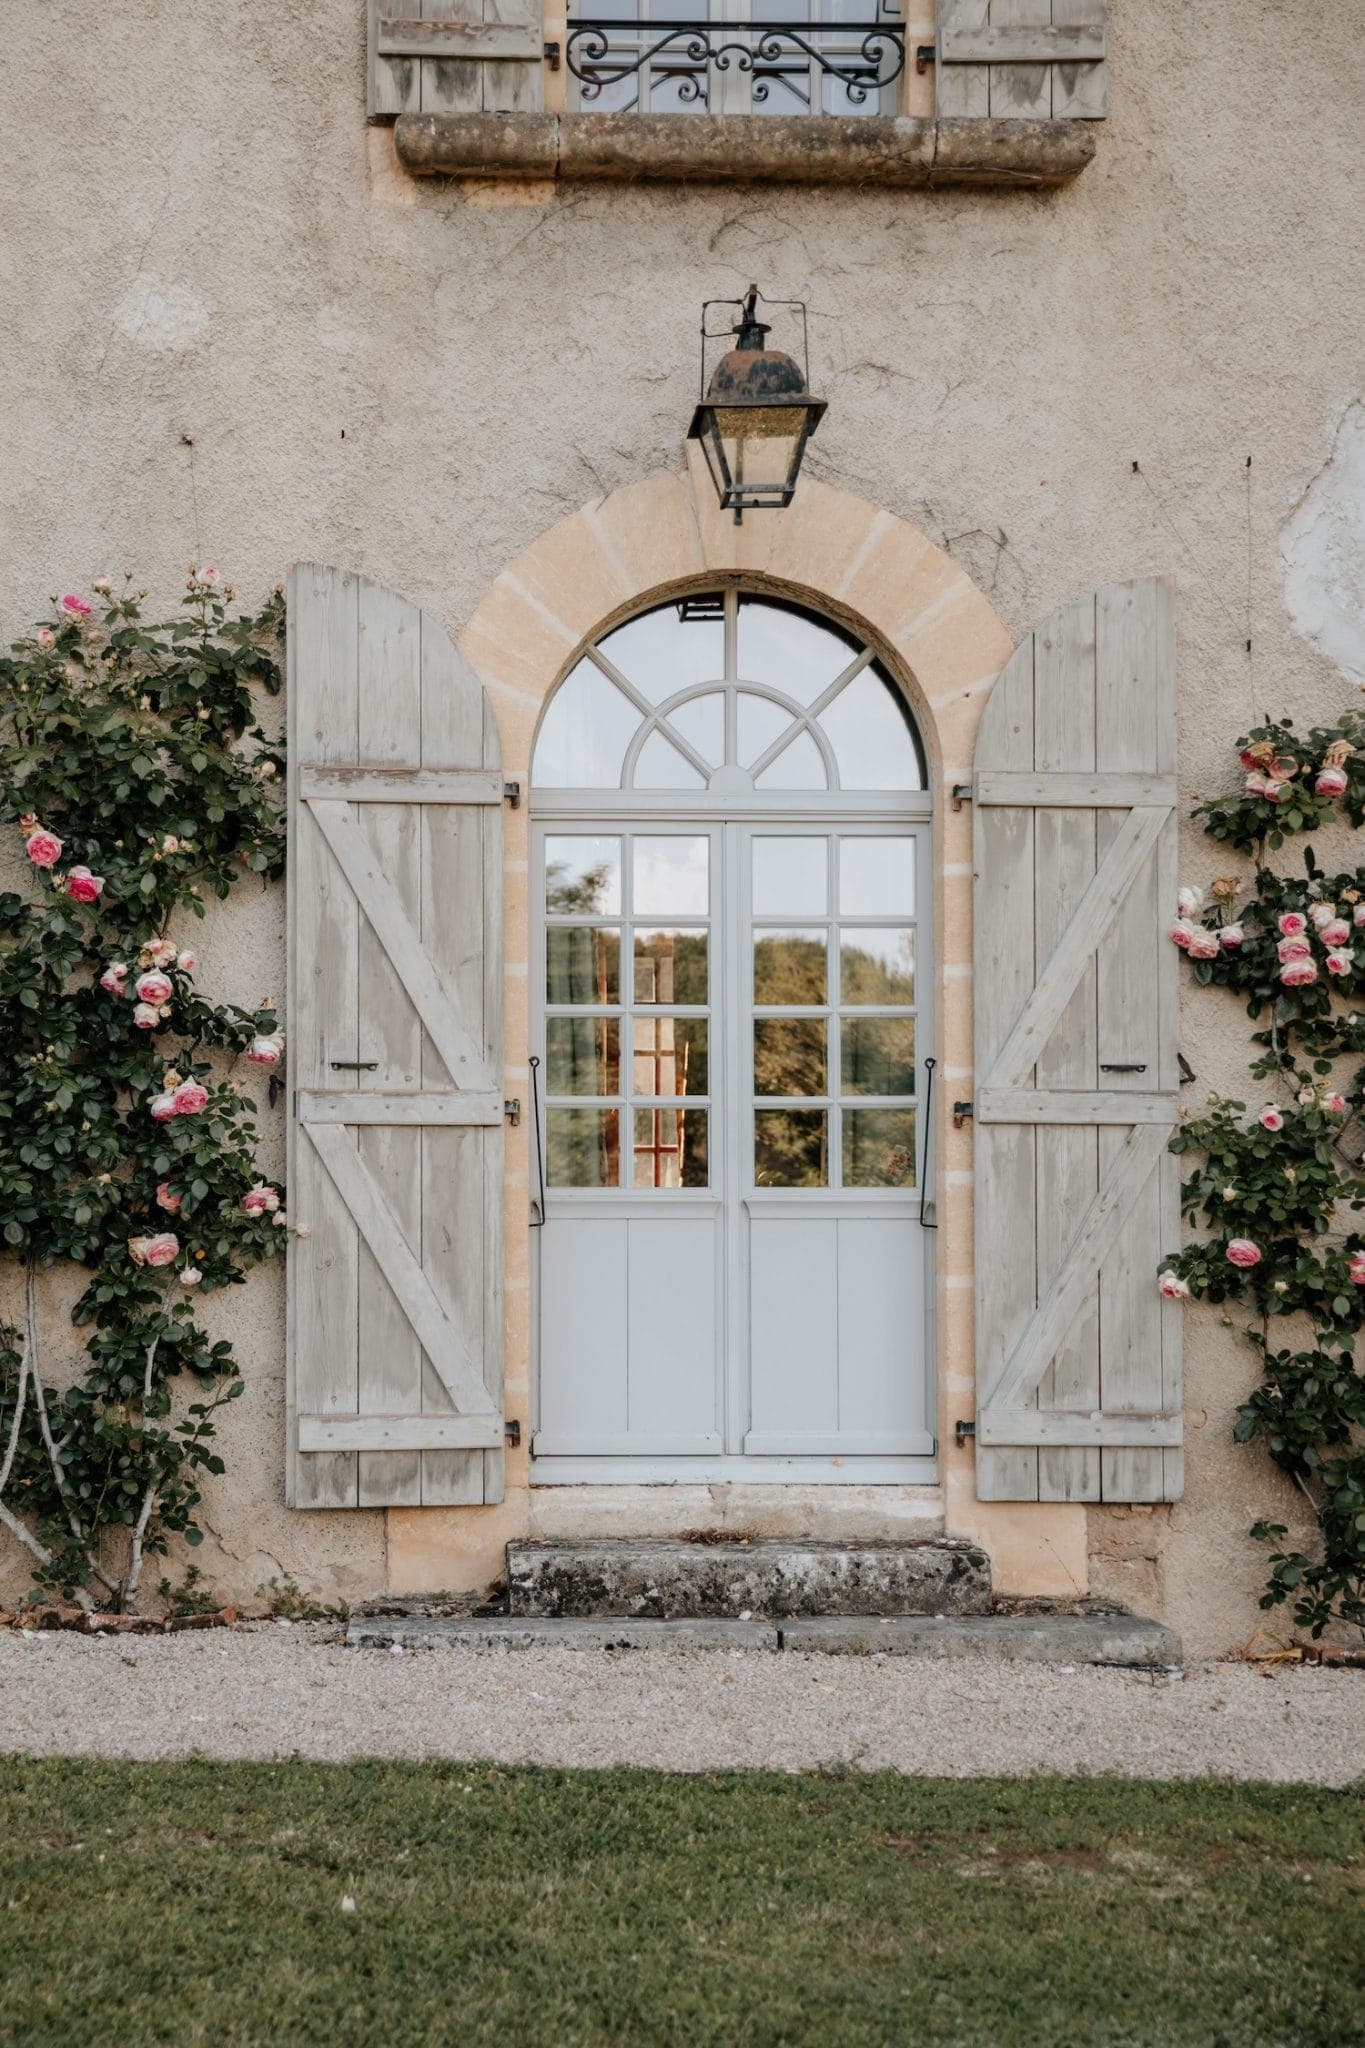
[543,39,560,67]
[916,42,936,71]
[952,1100,973,1128]
[504,781,521,808]
[505,1419,522,1447]
[954,1419,976,1446]
[504,1099,521,1127]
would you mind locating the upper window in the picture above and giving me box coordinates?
[533,590,925,795]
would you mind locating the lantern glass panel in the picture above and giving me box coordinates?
[710,405,805,505]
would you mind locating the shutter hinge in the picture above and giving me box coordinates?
[543,38,560,68]
[952,1100,973,1128]
[915,42,936,71]
[504,1418,522,1447]
[503,781,521,808]
[951,783,972,811]
[1178,1052,1196,1086]
[504,1098,521,1126]
[954,1419,976,1446]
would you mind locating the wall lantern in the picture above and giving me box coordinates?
[688,285,827,521]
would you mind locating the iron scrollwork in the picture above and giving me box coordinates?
[565,17,907,106]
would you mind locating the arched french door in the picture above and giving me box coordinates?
[529,589,936,1482]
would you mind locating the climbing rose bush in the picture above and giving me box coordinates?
[0,571,286,1610]
[1159,712,1365,1638]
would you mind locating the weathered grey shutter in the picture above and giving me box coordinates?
[936,1,1108,118]
[972,577,1181,1505]
[286,565,505,1509]
[368,0,544,119]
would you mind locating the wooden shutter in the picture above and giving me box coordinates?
[972,577,1181,1505]
[937,1,1108,119]
[286,565,506,1509]
[368,0,544,119]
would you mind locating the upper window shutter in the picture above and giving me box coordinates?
[367,0,544,119]
[972,577,1181,1506]
[286,564,506,1510]
[936,1,1108,119]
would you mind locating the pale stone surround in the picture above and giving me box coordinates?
[387,452,1090,1601]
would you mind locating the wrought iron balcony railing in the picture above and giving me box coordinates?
[565,12,907,116]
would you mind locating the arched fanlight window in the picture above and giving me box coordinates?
[533,590,926,795]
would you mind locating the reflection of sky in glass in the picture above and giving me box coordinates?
[633,835,709,916]
[737,600,856,703]
[840,838,914,918]
[667,690,725,764]
[821,668,922,789]
[636,730,704,789]
[753,837,827,917]
[545,835,621,914]
[598,604,724,703]
[756,728,826,790]
[839,927,914,1005]
[535,662,637,787]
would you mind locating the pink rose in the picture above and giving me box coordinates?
[99,962,128,995]
[1169,919,1196,951]
[155,1182,182,1213]
[35,629,54,648]
[1187,929,1220,961]
[172,1079,208,1116]
[132,1002,161,1031]
[135,970,173,1005]
[1326,949,1354,977]
[24,828,62,867]
[1226,1238,1262,1269]
[1277,936,1312,963]
[142,938,177,969]
[60,594,92,618]
[1315,766,1348,799]
[1258,1106,1285,1132]
[1263,781,1284,805]
[241,1186,269,1215]
[1309,904,1337,930]
[1322,919,1352,947]
[202,567,219,584]
[1323,1093,1347,1115]
[1278,912,1308,937]
[1354,906,1365,929]
[1280,958,1318,988]
[1271,757,1298,781]
[143,1232,180,1268]
[66,865,104,903]
[1158,1271,1189,1300]
[1350,1251,1365,1286]
[149,1092,179,1122]
[1238,747,1260,770]
[246,1033,284,1067]
[180,1265,203,1289]
[1219,924,1245,950]
[1243,772,1267,797]
[177,950,197,972]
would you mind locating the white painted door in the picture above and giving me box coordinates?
[529,591,935,1482]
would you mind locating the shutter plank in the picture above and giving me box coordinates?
[1052,0,1108,116]
[288,568,361,1509]
[1034,595,1099,1502]
[937,1,990,116]
[973,632,1039,1501]
[989,0,1051,117]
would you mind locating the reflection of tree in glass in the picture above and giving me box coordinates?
[547,1108,620,1188]
[634,930,708,1005]
[840,930,914,1005]
[753,932,825,1005]
[546,858,611,915]
[754,1110,827,1187]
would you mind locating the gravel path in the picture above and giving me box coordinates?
[1,1626,1362,1780]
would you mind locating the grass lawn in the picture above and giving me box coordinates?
[0,1762,1361,2047]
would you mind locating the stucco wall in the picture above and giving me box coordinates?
[2,0,1362,1651]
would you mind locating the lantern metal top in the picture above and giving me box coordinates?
[688,284,826,435]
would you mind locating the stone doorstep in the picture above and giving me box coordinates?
[505,1539,993,1621]
[345,1611,1181,1668]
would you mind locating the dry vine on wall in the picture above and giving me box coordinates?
[1160,714,1365,1636]
[0,572,286,1612]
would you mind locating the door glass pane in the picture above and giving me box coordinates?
[633,836,709,916]
[839,837,915,917]
[545,836,621,915]
[754,729,827,791]
[546,927,621,1005]
[634,729,705,790]
[754,1109,828,1187]
[820,667,922,790]
[533,665,639,788]
[633,1016,709,1097]
[633,928,708,1005]
[546,1108,620,1187]
[632,1108,709,1188]
[546,1017,620,1096]
[839,927,915,1005]
[843,1109,917,1188]
[752,836,827,916]
[841,1017,916,1096]
[754,1017,827,1096]
[597,601,724,702]
[753,928,826,1005]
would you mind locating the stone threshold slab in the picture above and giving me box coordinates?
[347,1611,1181,1667]
[393,113,1095,189]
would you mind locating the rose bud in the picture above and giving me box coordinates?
[1350,1251,1365,1285]
[177,950,197,971]
[180,1266,203,1289]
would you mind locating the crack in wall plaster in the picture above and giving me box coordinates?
[1281,398,1365,683]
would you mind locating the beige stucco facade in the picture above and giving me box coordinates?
[2,0,1363,1652]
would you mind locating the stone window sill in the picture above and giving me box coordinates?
[393,112,1094,189]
